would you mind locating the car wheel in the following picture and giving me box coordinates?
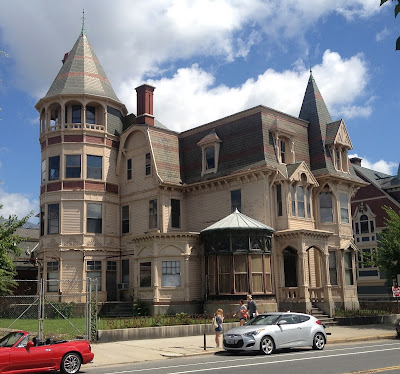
[260,336,275,355]
[61,352,82,374]
[312,332,325,350]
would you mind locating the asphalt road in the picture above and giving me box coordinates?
[84,339,400,374]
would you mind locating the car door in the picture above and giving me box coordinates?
[9,338,54,372]
[275,314,301,347]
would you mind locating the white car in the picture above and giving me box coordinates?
[223,312,327,355]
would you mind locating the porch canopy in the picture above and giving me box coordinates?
[200,210,274,296]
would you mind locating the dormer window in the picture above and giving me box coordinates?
[205,146,215,170]
[198,129,221,176]
[280,139,286,163]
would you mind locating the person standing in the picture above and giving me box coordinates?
[233,300,247,326]
[214,308,224,348]
[247,295,258,318]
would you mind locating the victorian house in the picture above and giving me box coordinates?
[350,157,400,300]
[35,27,366,316]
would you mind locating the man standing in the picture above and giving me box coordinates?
[247,295,258,318]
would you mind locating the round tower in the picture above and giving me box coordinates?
[35,29,127,302]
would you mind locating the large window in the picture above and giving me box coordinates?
[145,153,151,175]
[127,159,132,180]
[87,261,102,291]
[162,261,181,287]
[320,190,333,222]
[87,155,102,180]
[48,204,59,234]
[149,199,158,229]
[231,190,241,213]
[72,105,81,123]
[234,255,248,293]
[329,251,337,285]
[122,205,129,234]
[344,252,354,286]
[87,203,102,233]
[86,106,95,125]
[66,155,81,178]
[49,156,60,181]
[41,159,46,184]
[251,255,264,293]
[339,192,349,224]
[218,257,231,293]
[171,199,180,228]
[140,262,151,287]
[47,261,59,292]
[121,259,129,285]
[205,146,215,170]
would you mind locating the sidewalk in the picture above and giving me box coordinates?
[89,324,397,368]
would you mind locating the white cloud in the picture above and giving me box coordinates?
[0,0,383,99]
[0,188,38,221]
[349,154,398,175]
[120,50,371,132]
[376,27,391,42]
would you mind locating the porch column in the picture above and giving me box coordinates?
[323,252,335,317]
[297,250,312,313]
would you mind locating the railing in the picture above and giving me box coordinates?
[281,287,299,301]
[309,287,324,302]
[43,122,105,134]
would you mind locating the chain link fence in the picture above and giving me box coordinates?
[0,278,97,341]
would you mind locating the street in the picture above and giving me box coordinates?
[84,339,400,374]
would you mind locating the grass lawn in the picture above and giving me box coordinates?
[0,318,87,340]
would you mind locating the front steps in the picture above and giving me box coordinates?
[310,305,337,326]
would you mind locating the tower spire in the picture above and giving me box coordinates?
[81,9,86,36]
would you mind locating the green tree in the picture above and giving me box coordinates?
[0,205,32,294]
[380,0,400,50]
[375,206,400,284]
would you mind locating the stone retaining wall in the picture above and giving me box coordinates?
[97,322,240,343]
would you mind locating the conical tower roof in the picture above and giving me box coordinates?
[299,72,332,126]
[45,31,121,103]
[299,72,332,172]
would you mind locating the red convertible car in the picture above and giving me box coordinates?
[0,331,94,374]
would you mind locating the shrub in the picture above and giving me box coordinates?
[132,299,150,316]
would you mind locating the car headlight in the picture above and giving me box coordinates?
[244,329,264,337]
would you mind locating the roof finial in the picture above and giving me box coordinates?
[81,9,86,35]
[308,53,312,74]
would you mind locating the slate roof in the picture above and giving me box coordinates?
[45,31,121,103]
[201,209,274,232]
[353,164,400,189]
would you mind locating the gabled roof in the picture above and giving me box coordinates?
[286,161,319,186]
[45,31,121,103]
[325,119,353,148]
[201,209,274,232]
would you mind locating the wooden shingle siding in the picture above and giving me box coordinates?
[105,203,119,236]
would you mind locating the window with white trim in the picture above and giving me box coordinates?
[66,155,81,178]
[122,205,129,234]
[127,159,132,180]
[162,261,181,287]
[140,262,151,287]
[48,203,59,234]
[41,159,46,184]
[149,199,158,229]
[344,252,354,285]
[320,188,333,223]
[171,199,180,228]
[87,155,102,180]
[49,156,60,181]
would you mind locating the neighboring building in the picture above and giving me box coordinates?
[14,223,39,294]
[35,27,367,316]
[350,157,400,300]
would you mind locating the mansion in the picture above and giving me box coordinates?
[35,28,367,316]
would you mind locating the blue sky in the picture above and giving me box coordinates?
[0,0,399,221]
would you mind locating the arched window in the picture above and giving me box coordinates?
[360,214,369,234]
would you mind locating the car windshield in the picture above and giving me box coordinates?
[246,314,280,326]
[0,332,24,348]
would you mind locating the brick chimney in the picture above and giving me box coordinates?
[135,84,155,126]
[350,157,362,166]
